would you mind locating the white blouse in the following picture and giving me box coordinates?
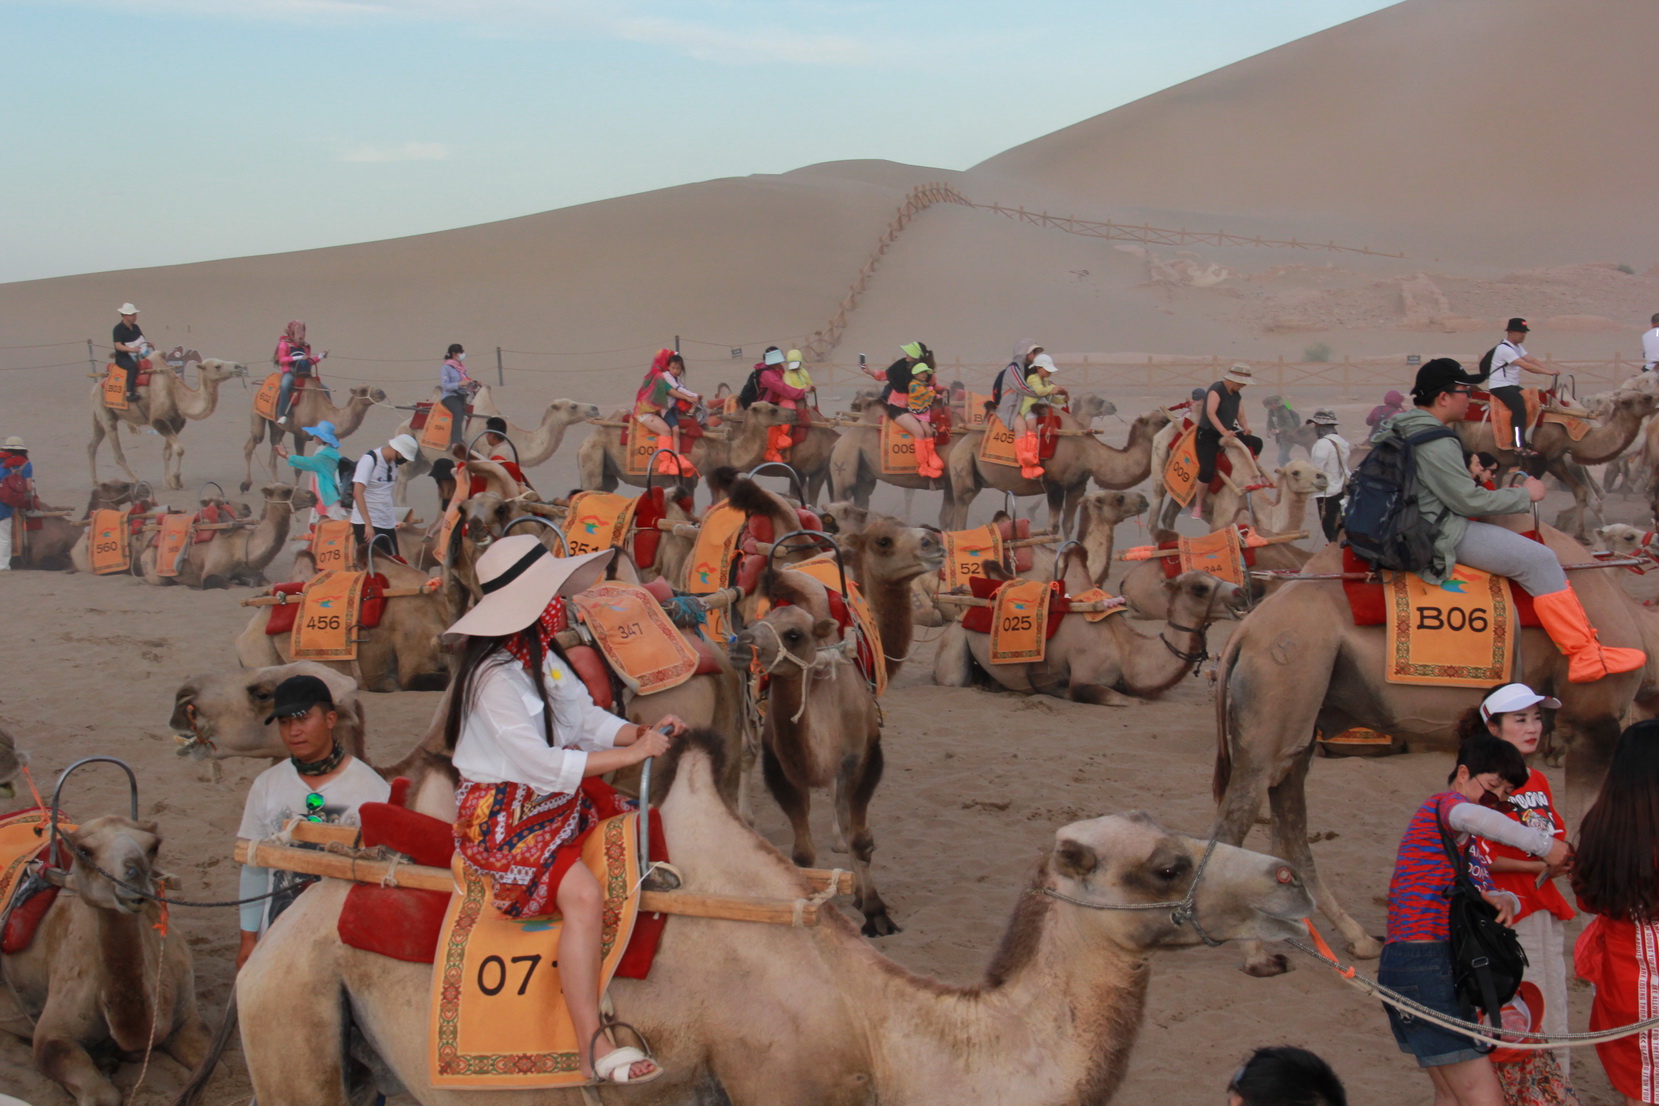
[451,653,630,796]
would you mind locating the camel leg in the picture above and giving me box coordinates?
[33,1011,121,1106]
[837,741,898,937]
[242,418,266,493]
[103,416,139,485]
[1268,744,1380,963]
[760,742,816,868]
[88,412,109,485]
[162,426,185,489]
[163,1006,214,1070]
[1068,682,1136,707]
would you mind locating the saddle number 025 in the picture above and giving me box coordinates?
[1000,614,1034,632]
[1415,606,1489,632]
[475,953,546,998]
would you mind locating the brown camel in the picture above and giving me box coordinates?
[946,405,1171,534]
[229,731,1313,1106]
[1118,526,1313,621]
[8,481,135,572]
[241,383,386,494]
[934,548,1245,706]
[1234,460,1326,535]
[1147,421,1267,532]
[0,722,23,802]
[835,513,944,680]
[1211,524,1644,976]
[826,406,963,526]
[138,485,315,588]
[88,358,246,490]
[1456,388,1656,539]
[0,817,213,1106]
[577,402,795,496]
[235,556,453,692]
[392,394,597,504]
[731,570,895,935]
[695,403,841,503]
[1025,489,1151,588]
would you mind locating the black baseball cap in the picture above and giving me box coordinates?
[485,416,508,434]
[264,675,336,724]
[1505,317,1530,333]
[1411,357,1485,404]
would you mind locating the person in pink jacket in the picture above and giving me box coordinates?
[757,347,812,461]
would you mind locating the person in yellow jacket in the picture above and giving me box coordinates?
[1011,353,1066,478]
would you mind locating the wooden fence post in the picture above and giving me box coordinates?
[87,338,98,377]
[495,346,504,387]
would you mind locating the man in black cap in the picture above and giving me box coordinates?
[234,674,387,969]
[1486,318,1558,453]
[1375,358,1643,684]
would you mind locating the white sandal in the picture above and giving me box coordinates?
[593,1045,663,1085]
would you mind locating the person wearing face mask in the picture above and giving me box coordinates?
[351,434,420,557]
[440,344,477,449]
[1456,684,1578,1095]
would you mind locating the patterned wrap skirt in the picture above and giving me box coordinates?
[454,776,628,919]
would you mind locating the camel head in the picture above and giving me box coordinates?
[347,385,388,407]
[198,358,247,383]
[546,398,602,427]
[743,401,799,430]
[53,816,165,915]
[728,601,840,675]
[0,722,25,801]
[1594,523,1653,559]
[1079,489,1150,529]
[1072,394,1115,423]
[817,501,870,537]
[259,484,296,509]
[1610,389,1659,423]
[1163,569,1248,622]
[841,514,944,588]
[1274,460,1328,497]
[169,663,364,760]
[83,480,136,515]
[1032,812,1312,952]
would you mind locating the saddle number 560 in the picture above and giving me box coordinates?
[1415,607,1489,632]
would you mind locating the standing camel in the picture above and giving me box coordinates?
[578,402,797,499]
[88,358,246,489]
[835,513,944,680]
[732,569,896,935]
[1148,422,1267,532]
[0,723,24,801]
[1211,526,1643,976]
[228,731,1313,1106]
[1206,460,1326,534]
[242,384,386,494]
[946,406,1171,534]
[137,485,313,588]
[695,404,841,504]
[393,395,597,504]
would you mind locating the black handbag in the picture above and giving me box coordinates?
[1435,810,1528,1028]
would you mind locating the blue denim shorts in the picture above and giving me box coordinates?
[1379,940,1493,1068]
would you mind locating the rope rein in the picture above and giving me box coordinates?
[1041,836,1224,947]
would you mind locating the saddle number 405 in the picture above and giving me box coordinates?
[305,614,344,632]
[1415,606,1489,632]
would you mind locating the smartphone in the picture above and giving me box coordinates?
[859,353,867,368]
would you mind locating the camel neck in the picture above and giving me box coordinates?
[94,901,162,1050]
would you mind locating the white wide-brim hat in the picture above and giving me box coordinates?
[1480,683,1562,722]
[388,433,420,462]
[1224,363,1254,386]
[118,303,139,315]
[443,537,616,641]
[1,436,25,451]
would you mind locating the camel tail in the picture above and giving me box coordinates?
[168,986,237,1106]
[1212,632,1242,804]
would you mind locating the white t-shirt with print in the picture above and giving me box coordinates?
[1489,341,1527,389]
[1642,327,1659,371]
[349,450,399,529]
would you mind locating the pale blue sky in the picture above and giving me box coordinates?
[1,0,1397,283]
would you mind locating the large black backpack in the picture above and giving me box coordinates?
[737,368,764,409]
[1342,424,1458,572]
[1436,811,1528,1026]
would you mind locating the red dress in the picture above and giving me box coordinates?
[1577,912,1659,1101]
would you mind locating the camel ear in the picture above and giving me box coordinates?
[1054,838,1098,879]
[1161,576,1180,594]
[812,618,840,641]
[1273,467,1283,477]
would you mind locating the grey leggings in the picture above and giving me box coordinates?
[1453,520,1566,596]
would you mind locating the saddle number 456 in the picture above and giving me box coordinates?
[1415,607,1489,632]
[305,614,344,632]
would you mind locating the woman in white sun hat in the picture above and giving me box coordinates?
[441,535,686,1085]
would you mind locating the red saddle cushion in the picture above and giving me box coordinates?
[358,573,390,630]
[1156,538,1258,580]
[634,488,666,569]
[994,518,1035,572]
[264,582,308,636]
[735,553,767,595]
[1340,545,1541,627]
[960,577,1068,639]
[794,508,822,532]
[1,883,60,954]
[567,644,615,710]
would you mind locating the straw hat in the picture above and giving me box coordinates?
[1224,363,1254,386]
[1,436,25,452]
[443,537,616,641]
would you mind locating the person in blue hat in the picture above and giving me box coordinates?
[275,420,345,521]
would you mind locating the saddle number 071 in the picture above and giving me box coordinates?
[1415,606,1489,632]
[475,953,545,998]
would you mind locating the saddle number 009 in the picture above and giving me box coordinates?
[1415,606,1489,632]
[305,614,344,632]
[475,953,545,998]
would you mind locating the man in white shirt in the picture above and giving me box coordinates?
[1485,318,1558,453]
[1305,408,1350,543]
[1642,313,1659,372]
[236,675,388,968]
[351,433,419,556]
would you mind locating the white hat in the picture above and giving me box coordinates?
[1030,353,1057,373]
[1,436,25,451]
[1224,363,1254,386]
[443,537,615,640]
[1480,683,1562,722]
[118,303,139,315]
[763,348,785,366]
[387,434,420,462]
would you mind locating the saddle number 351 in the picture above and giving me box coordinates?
[1415,607,1489,632]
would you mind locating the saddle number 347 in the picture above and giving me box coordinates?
[1415,607,1489,632]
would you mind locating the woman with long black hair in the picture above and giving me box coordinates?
[441,535,687,1085]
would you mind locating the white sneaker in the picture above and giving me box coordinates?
[277,416,289,427]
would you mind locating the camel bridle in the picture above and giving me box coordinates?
[1040,835,1224,947]
[1158,578,1227,676]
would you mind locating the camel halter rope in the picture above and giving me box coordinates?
[1040,834,1225,947]
[1290,919,1659,1049]
[746,618,849,723]
[1158,574,1228,677]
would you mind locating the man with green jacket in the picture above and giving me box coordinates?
[1375,358,1643,683]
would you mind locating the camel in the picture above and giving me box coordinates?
[826,406,963,527]
[230,729,1313,1106]
[235,555,454,692]
[1118,526,1313,621]
[834,513,944,681]
[1211,524,1644,975]
[703,403,841,504]
[137,485,315,589]
[169,661,367,761]
[934,547,1245,706]
[1022,489,1151,589]
[732,570,895,936]
[392,394,597,504]
[1456,387,1657,539]
[1147,422,1269,532]
[241,383,386,494]
[577,401,796,498]
[945,405,1171,534]
[7,482,135,572]
[0,722,23,802]
[1238,461,1326,536]
[87,358,246,490]
[0,817,212,1106]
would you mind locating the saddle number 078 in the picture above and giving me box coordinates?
[475,953,544,998]
[1415,606,1489,632]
